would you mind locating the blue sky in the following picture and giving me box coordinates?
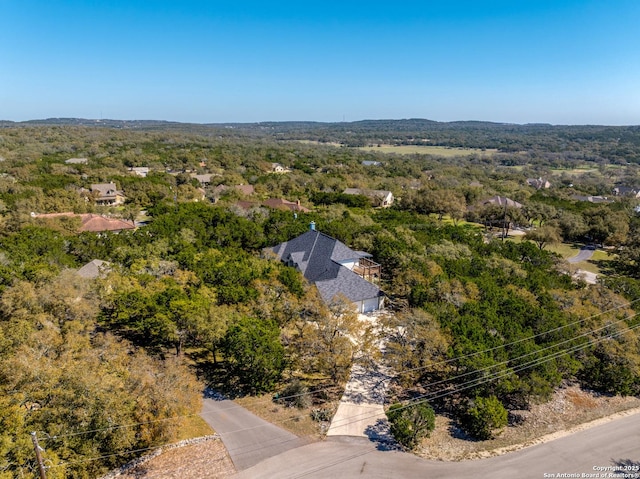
[1,0,639,124]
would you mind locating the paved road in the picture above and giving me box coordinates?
[235,411,640,478]
[568,246,596,264]
[200,390,308,471]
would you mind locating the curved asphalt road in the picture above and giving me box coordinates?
[567,246,596,264]
[200,390,308,471]
[234,411,640,478]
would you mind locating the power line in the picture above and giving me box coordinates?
[329,319,640,428]
[195,319,640,478]
[46,439,225,469]
[38,299,639,442]
[41,413,202,441]
[258,296,640,408]
[37,317,640,475]
[387,296,640,378]
[387,310,640,399]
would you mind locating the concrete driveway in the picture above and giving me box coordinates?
[326,363,394,442]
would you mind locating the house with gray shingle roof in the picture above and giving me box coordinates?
[480,195,523,209]
[91,182,126,206]
[76,259,111,279]
[612,186,640,198]
[269,224,384,313]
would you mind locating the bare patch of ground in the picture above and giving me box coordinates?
[235,393,338,439]
[418,384,640,461]
[111,437,235,479]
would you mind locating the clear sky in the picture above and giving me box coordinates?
[1,0,639,125]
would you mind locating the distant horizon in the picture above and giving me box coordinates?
[3,116,640,128]
[4,1,639,126]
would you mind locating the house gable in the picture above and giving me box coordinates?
[270,229,383,312]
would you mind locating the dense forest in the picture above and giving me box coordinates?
[0,119,639,476]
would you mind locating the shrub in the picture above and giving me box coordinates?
[386,402,435,450]
[310,408,333,422]
[276,379,310,409]
[461,395,508,440]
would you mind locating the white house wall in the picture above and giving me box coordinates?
[337,260,357,270]
[362,297,381,313]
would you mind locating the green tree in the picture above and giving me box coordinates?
[383,309,450,387]
[222,316,286,393]
[461,395,508,440]
[524,224,561,250]
[386,402,436,450]
[414,188,467,223]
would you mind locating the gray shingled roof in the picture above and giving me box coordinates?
[76,259,111,279]
[271,230,382,304]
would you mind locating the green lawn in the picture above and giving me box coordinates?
[549,167,599,177]
[505,234,615,275]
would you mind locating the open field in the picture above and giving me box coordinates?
[357,145,498,157]
[550,164,625,177]
[550,167,600,176]
[293,140,343,147]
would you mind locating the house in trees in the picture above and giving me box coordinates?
[479,195,523,209]
[212,184,255,202]
[76,259,111,279]
[343,188,394,208]
[571,194,613,204]
[269,223,384,313]
[271,162,291,173]
[526,177,551,189]
[33,212,136,233]
[91,182,126,206]
[190,173,216,186]
[130,166,150,177]
[612,186,640,198]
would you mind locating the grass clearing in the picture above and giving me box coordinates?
[546,242,582,259]
[505,234,581,259]
[175,415,214,441]
[506,235,615,276]
[550,167,600,177]
[234,393,335,440]
[357,145,498,157]
[575,250,614,275]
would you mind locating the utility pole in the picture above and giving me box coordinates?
[31,432,47,479]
